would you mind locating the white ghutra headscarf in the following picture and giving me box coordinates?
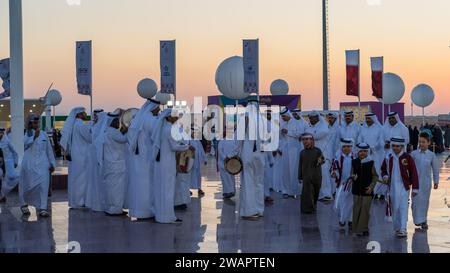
[60,107,86,154]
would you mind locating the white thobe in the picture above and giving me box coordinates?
[218,140,237,195]
[154,122,190,223]
[0,135,19,197]
[305,121,332,199]
[86,120,105,212]
[411,150,439,225]
[126,113,157,218]
[264,151,274,197]
[21,131,56,210]
[333,153,353,223]
[68,119,92,208]
[102,127,128,215]
[339,121,360,144]
[175,139,192,206]
[358,123,386,195]
[190,140,207,190]
[229,139,265,217]
[384,123,410,147]
[280,120,303,196]
[389,152,412,232]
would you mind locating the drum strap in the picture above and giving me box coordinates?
[156,151,160,162]
[135,144,139,155]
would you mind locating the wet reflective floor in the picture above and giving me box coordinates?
[1,152,450,253]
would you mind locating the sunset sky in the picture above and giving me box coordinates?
[1,0,449,115]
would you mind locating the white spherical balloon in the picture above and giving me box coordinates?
[411,84,435,108]
[137,78,158,99]
[270,79,289,95]
[46,89,62,106]
[155,92,171,105]
[381,73,405,104]
[215,56,248,100]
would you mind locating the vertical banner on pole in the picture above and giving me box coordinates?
[76,41,92,96]
[371,57,383,99]
[243,39,259,94]
[160,40,176,95]
[0,58,11,99]
[345,50,360,97]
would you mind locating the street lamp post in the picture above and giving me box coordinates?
[9,0,25,160]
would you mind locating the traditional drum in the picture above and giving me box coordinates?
[176,149,195,173]
[119,108,139,131]
[225,156,243,175]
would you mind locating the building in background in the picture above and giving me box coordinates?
[340,101,405,123]
[0,99,46,128]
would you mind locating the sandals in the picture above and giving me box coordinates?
[21,206,31,215]
[39,210,50,218]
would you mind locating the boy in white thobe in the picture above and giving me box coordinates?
[331,138,354,228]
[411,132,440,229]
[381,137,419,238]
[20,116,56,217]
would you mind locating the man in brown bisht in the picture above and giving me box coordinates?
[298,133,325,214]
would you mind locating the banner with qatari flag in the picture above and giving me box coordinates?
[346,50,360,97]
[0,58,10,99]
[160,40,176,95]
[243,39,259,94]
[76,41,92,96]
[371,57,383,99]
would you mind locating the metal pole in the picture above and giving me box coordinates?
[9,0,25,161]
[357,49,361,121]
[322,0,329,111]
[422,107,425,127]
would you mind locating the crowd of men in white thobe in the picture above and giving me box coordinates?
[0,99,441,235]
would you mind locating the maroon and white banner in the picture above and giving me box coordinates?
[346,50,360,97]
[0,58,10,98]
[243,39,259,94]
[76,41,92,96]
[160,40,176,95]
[371,57,383,99]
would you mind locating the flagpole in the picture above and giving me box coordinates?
[90,93,93,119]
[358,50,361,120]
[9,0,25,161]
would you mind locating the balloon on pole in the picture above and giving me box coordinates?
[215,56,249,100]
[381,73,405,105]
[411,84,435,126]
[270,79,289,96]
[137,78,158,99]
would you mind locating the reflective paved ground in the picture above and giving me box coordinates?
[1,152,449,253]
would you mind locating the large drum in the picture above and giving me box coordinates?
[225,156,243,175]
[119,108,139,131]
[176,150,195,173]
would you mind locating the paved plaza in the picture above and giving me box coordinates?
[1,152,449,253]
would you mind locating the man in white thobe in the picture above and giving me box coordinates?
[152,109,191,224]
[86,109,107,212]
[327,112,340,195]
[174,126,193,210]
[218,139,237,198]
[338,111,360,144]
[227,99,265,219]
[280,109,302,198]
[383,112,410,150]
[61,107,92,209]
[358,113,385,199]
[20,115,56,217]
[102,113,129,216]
[126,99,160,219]
[0,128,19,203]
[189,131,207,196]
[305,111,332,201]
